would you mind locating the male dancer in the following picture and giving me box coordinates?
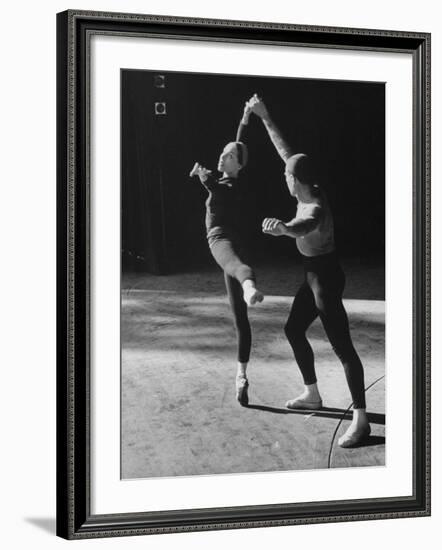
[248,94,370,447]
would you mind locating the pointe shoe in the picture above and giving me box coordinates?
[236,376,249,406]
[243,288,264,306]
[285,397,323,410]
[338,424,371,448]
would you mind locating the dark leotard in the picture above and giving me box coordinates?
[202,174,254,284]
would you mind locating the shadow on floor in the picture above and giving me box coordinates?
[246,403,385,426]
[362,435,386,447]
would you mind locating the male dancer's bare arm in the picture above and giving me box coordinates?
[284,213,320,237]
[262,210,321,238]
[261,115,293,162]
[249,95,293,162]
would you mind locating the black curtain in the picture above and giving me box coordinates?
[121,70,385,274]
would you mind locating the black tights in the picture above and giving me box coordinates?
[209,237,254,284]
[284,253,366,409]
[224,273,251,363]
[209,235,253,363]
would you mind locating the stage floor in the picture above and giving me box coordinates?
[121,259,385,479]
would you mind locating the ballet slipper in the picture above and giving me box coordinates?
[285,397,323,410]
[236,376,249,406]
[338,424,371,448]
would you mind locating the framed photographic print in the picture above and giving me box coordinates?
[56,10,430,539]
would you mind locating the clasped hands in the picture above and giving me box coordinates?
[242,93,269,124]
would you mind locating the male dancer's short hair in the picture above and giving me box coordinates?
[286,153,316,185]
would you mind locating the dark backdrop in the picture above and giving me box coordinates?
[121,70,385,274]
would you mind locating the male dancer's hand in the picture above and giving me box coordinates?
[248,94,270,120]
[262,217,286,237]
[189,162,212,182]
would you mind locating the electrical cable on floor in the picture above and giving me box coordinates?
[327,375,385,468]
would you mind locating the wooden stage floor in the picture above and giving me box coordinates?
[121,259,385,479]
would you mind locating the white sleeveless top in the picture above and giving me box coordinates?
[295,191,335,257]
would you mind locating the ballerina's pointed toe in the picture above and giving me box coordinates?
[236,377,249,406]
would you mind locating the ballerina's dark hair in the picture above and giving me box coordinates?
[233,141,248,168]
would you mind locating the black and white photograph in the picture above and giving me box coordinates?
[54,6,431,541]
[1,0,439,545]
[121,69,386,479]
